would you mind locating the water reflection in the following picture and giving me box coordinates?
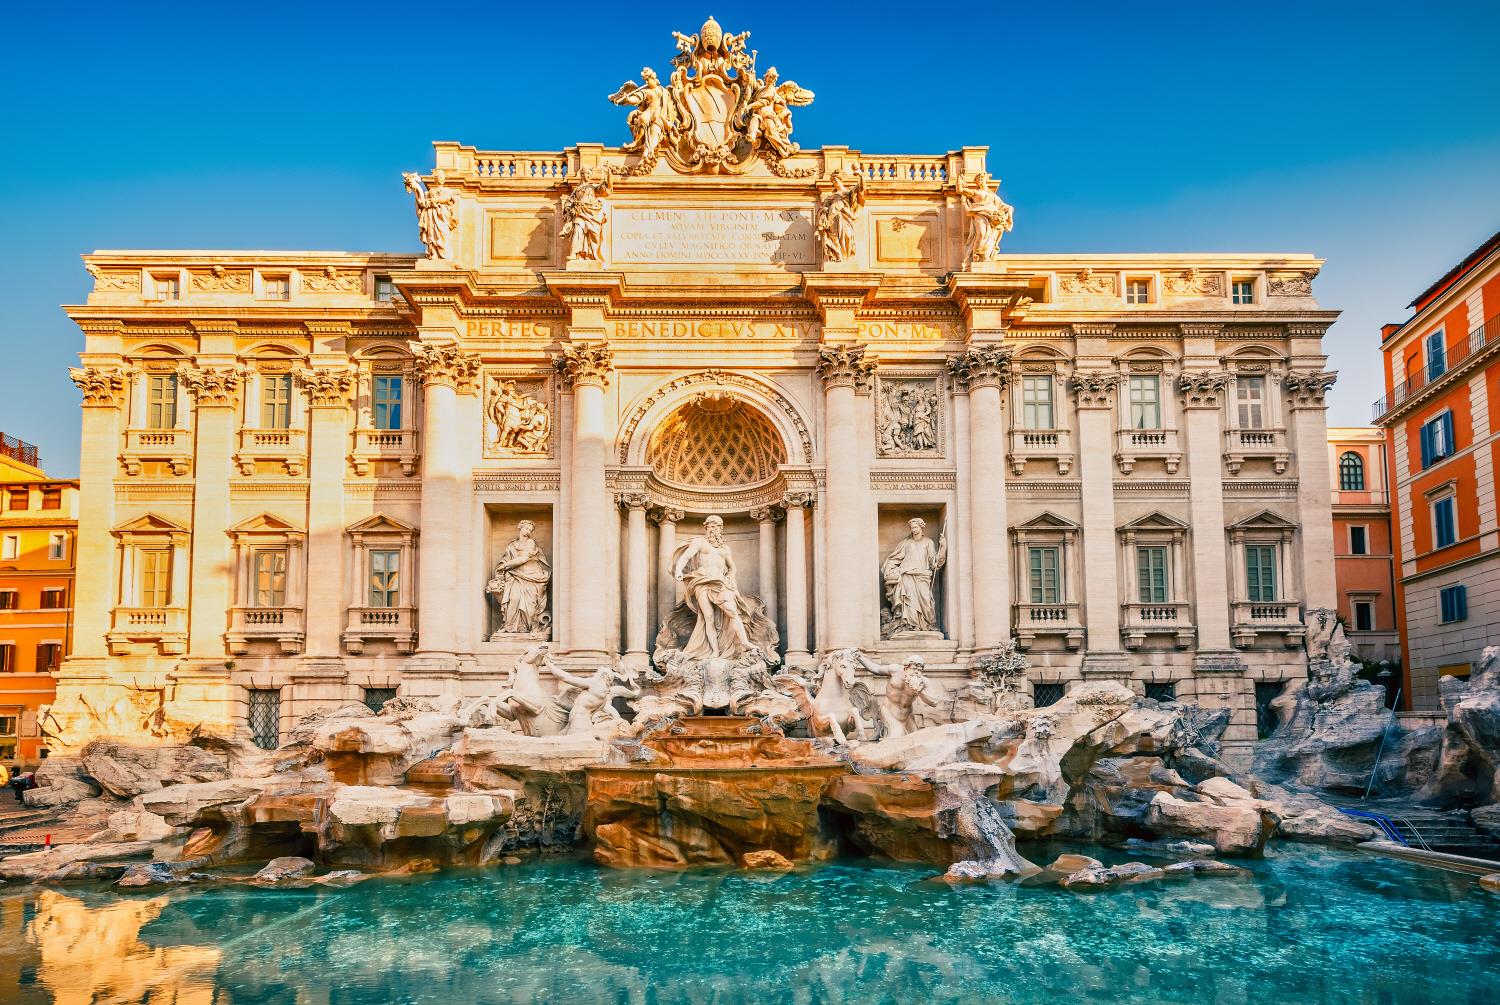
[0,847,1495,1005]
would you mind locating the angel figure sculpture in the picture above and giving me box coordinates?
[403,170,458,261]
[958,172,1014,266]
[609,67,678,166]
[815,169,865,263]
[743,68,814,159]
[560,166,614,262]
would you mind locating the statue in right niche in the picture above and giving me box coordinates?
[881,517,946,637]
[487,520,552,638]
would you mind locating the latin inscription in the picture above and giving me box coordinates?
[465,320,556,340]
[611,208,816,265]
[857,321,953,341]
[611,320,814,340]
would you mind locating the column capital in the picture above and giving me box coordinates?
[650,505,685,525]
[616,491,651,511]
[947,344,1013,390]
[69,366,128,408]
[1283,369,1338,408]
[1178,370,1231,408]
[749,505,783,523]
[413,343,481,393]
[553,341,615,389]
[299,366,357,408]
[782,491,816,509]
[1070,369,1120,408]
[180,365,246,408]
[815,343,877,392]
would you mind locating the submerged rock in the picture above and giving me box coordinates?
[1059,861,1165,890]
[252,856,316,885]
[742,849,795,871]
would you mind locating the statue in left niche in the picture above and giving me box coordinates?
[881,518,947,638]
[816,169,865,263]
[561,166,615,262]
[403,169,458,261]
[486,520,552,639]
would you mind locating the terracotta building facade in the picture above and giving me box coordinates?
[47,23,1342,765]
[1375,229,1500,710]
[1327,427,1399,666]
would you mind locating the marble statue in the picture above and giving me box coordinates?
[609,67,678,166]
[859,653,943,739]
[646,646,771,716]
[877,381,939,455]
[486,521,552,638]
[671,515,753,659]
[816,170,865,263]
[561,166,614,261]
[486,380,550,453]
[807,648,878,743]
[403,170,458,261]
[742,68,814,159]
[881,518,947,637]
[958,172,1013,265]
[550,665,640,736]
[464,643,555,735]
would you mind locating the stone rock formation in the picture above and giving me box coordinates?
[1426,647,1500,807]
[80,739,231,798]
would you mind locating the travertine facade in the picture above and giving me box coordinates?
[51,18,1339,763]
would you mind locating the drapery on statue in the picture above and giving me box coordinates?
[486,380,550,453]
[881,518,947,637]
[560,166,614,262]
[957,171,1013,265]
[486,521,552,637]
[403,170,458,261]
[742,68,814,159]
[609,67,679,166]
[669,515,753,658]
[815,169,865,263]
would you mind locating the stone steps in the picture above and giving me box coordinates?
[1329,798,1500,855]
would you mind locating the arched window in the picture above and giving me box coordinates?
[1339,451,1365,491]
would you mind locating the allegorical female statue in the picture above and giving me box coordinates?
[815,169,865,263]
[560,166,614,262]
[881,518,947,637]
[958,172,1014,265]
[403,169,458,261]
[487,520,552,637]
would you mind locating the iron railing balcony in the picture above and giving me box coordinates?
[1374,313,1500,422]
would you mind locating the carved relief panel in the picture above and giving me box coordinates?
[482,371,554,459]
[875,375,944,458]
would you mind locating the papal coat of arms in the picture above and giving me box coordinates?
[608,17,815,176]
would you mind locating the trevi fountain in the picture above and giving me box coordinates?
[5,17,1500,1005]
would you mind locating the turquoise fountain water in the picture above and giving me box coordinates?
[1,844,1496,1004]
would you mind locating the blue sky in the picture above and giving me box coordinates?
[3,1,1497,477]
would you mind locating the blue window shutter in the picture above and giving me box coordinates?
[1442,412,1455,455]
[1457,586,1468,621]
[1420,424,1432,467]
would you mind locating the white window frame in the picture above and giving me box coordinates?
[1,535,17,560]
[1348,525,1369,556]
[149,272,182,301]
[47,532,67,561]
[1125,277,1153,305]
[1352,600,1375,633]
[1431,493,1458,550]
[1231,278,1256,305]
[1425,328,1447,380]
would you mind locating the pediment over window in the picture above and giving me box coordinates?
[1014,511,1081,533]
[112,512,189,535]
[346,512,418,535]
[1119,511,1190,533]
[230,512,303,535]
[1227,509,1298,532]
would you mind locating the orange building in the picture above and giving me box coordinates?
[1327,427,1399,667]
[0,434,77,768]
[1375,229,1500,709]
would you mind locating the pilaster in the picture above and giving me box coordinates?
[1283,365,1340,610]
[948,344,1012,651]
[180,348,245,658]
[1178,362,1233,650]
[67,359,127,660]
[815,344,876,649]
[555,341,615,658]
[299,354,356,658]
[1071,367,1123,662]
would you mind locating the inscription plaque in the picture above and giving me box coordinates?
[610,207,815,265]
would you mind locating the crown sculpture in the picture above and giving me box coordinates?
[609,16,815,176]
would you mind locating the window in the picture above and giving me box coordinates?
[1125,278,1151,304]
[262,275,291,301]
[0,646,12,673]
[252,548,288,607]
[1255,681,1284,739]
[40,487,61,511]
[1033,682,1065,708]
[1339,451,1365,491]
[261,374,293,429]
[1144,682,1177,702]
[7,488,27,511]
[35,643,60,673]
[1136,546,1169,603]
[0,591,15,610]
[1020,376,1054,429]
[1245,544,1278,602]
[0,715,14,736]
[1433,496,1457,549]
[1236,376,1266,429]
[152,274,181,301]
[147,375,178,429]
[1349,526,1368,555]
[139,547,172,608]
[1231,279,1255,305]
[48,533,66,560]
[1128,375,1161,429]
[1425,329,1447,380]
[373,375,404,431]
[248,689,281,750]
[369,549,400,607]
[39,588,64,610]
[1439,584,1468,624]
[1027,546,1061,604]
[374,276,396,302]
[1353,601,1375,632]
[1,535,17,560]
[1420,411,1456,468]
[364,687,398,714]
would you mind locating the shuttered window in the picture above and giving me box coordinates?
[1245,545,1277,602]
[1439,585,1468,624]
[1136,546,1169,603]
[1028,546,1060,604]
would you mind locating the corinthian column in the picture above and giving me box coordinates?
[180,361,246,657]
[67,364,128,659]
[619,492,651,665]
[413,343,479,659]
[300,363,356,657]
[652,506,684,637]
[555,342,615,658]
[782,492,814,666]
[949,345,1012,650]
[750,505,780,624]
[1071,368,1123,661]
[1284,367,1340,610]
[816,345,877,650]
